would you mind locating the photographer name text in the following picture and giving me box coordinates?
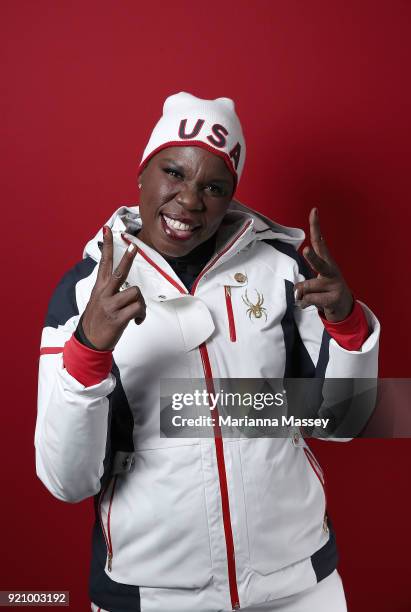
[171,415,330,428]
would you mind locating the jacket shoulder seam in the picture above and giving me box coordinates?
[261,238,314,279]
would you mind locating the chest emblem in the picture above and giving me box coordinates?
[242,289,268,321]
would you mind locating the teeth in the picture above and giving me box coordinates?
[163,214,192,231]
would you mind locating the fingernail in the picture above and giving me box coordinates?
[294,288,299,302]
[103,226,108,236]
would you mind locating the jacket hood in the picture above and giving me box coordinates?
[83,199,305,262]
[228,199,305,247]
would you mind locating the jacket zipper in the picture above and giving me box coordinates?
[122,221,251,610]
[198,343,240,610]
[190,220,252,294]
[98,475,119,572]
[303,447,329,533]
[224,286,237,342]
[190,222,251,610]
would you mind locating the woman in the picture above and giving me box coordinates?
[36,92,380,612]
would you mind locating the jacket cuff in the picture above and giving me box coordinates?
[74,313,101,350]
[63,334,113,387]
[318,300,370,351]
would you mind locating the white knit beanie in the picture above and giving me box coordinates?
[137,92,246,192]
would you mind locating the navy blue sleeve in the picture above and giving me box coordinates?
[44,257,98,329]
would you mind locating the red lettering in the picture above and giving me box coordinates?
[229,142,241,170]
[178,119,205,139]
[207,124,228,148]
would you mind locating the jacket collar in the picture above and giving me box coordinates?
[83,201,305,293]
[83,199,304,264]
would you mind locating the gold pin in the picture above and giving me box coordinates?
[234,272,247,283]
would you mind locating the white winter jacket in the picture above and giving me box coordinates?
[35,201,380,612]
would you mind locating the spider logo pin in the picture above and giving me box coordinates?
[242,289,268,321]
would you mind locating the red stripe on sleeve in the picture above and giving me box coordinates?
[40,347,64,355]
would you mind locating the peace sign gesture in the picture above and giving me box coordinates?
[81,226,146,350]
[294,208,354,322]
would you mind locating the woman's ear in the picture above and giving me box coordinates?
[137,167,146,189]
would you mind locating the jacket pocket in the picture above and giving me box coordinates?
[239,437,329,575]
[303,445,324,485]
[98,475,118,572]
[104,445,213,588]
[302,445,329,534]
[224,286,237,342]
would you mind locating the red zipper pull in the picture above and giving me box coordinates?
[224,286,237,342]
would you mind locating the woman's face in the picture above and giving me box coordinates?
[137,146,235,258]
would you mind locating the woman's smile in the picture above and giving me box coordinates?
[160,211,202,241]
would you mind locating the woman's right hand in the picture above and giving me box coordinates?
[81,226,146,351]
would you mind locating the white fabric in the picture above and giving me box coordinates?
[236,570,347,612]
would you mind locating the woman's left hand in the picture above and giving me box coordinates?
[293,207,354,322]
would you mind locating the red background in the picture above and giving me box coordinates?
[1,1,410,610]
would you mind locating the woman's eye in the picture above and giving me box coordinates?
[206,184,224,196]
[164,168,182,178]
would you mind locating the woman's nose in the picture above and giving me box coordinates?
[175,184,204,211]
